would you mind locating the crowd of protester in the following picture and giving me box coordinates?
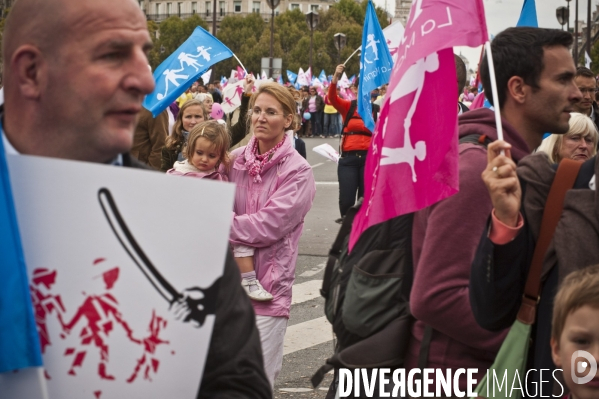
[5,0,599,397]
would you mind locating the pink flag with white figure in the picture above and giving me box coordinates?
[349,0,489,250]
[236,66,246,79]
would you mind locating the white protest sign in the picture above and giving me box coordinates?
[221,80,245,114]
[312,143,340,163]
[0,155,235,399]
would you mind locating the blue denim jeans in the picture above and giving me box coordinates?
[323,112,340,137]
[310,111,323,136]
[337,151,367,217]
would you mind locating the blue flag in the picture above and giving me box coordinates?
[220,76,227,86]
[358,0,393,132]
[287,70,298,84]
[319,70,327,83]
[516,0,538,27]
[143,27,233,116]
[277,75,284,85]
[0,127,42,373]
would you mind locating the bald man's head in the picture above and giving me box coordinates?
[2,0,154,162]
[3,0,71,70]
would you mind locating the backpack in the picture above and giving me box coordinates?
[311,134,493,393]
[341,100,378,135]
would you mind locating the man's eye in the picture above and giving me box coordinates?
[102,52,123,60]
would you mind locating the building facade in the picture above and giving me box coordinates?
[394,0,411,26]
[139,0,334,32]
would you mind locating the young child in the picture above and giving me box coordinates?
[551,264,599,399]
[167,120,229,180]
[167,121,272,302]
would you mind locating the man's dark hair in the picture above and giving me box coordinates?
[481,27,573,107]
[454,54,467,98]
[576,66,595,79]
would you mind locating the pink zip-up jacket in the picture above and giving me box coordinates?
[229,134,316,318]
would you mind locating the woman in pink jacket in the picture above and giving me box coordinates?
[228,83,316,387]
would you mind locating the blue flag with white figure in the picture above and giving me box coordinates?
[358,0,393,132]
[287,70,298,84]
[516,0,538,27]
[143,26,234,117]
[319,70,327,84]
[0,130,43,373]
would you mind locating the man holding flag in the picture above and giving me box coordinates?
[346,0,581,390]
[0,0,271,396]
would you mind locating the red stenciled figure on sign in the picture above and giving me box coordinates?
[59,258,140,380]
[30,268,65,380]
[126,310,170,383]
[30,268,65,354]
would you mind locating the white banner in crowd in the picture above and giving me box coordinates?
[221,80,245,114]
[0,155,235,399]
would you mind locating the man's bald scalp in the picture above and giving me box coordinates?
[3,0,73,69]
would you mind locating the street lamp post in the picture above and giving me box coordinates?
[265,0,280,78]
[334,33,346,64]
[566,0,571,32]
[586,0,591,58]
[556,6,568,30]
[574,0,579,64]
[305,11,319,73]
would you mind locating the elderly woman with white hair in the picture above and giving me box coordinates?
[537,112,598,162]
[196,92,214,116]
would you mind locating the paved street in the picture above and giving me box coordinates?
[273,137,345,399]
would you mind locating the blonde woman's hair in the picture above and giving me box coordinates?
[184,121,231,170]
[247,82,298,131]
[165,99,207,150]
[537,112,598,163]
[552,264,599,340]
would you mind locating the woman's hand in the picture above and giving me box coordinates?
[332,64,344,84]
[244,75,255,94]
[481,140,521,227]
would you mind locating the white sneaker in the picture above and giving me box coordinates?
[242,279,273,301]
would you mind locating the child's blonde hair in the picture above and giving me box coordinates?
[184,121,231,170]
[552,264,599,340]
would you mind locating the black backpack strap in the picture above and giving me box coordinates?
[417,325,433,369]
[341,100,358,133]
[458,134,493,148]
[320,203,361,298]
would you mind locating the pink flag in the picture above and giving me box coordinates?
[349,0,489,250]
[469,92,486,110]
[305,67,312,84]
[236,66,246,79]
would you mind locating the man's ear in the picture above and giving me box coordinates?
[506,76,527,105]
[10,44,46,100]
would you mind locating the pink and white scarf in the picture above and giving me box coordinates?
[244,134,287,183]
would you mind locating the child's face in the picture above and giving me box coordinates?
[551,305,599,399]
[191,137,219,172]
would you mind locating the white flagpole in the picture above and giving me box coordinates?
[343,48,360,66]
[485,41,503,142]
[232,53,247,74]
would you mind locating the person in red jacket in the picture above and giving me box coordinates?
[328,64,372,222]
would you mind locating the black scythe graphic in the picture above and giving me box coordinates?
[98,188,220,327]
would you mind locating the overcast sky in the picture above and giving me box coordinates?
[371,0,595,71]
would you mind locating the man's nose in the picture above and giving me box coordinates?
[124,49,155,96]
[572,85,583,102]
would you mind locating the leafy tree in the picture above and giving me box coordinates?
[149,0,392,84]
